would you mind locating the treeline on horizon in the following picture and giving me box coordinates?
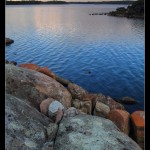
[6,0,134,5]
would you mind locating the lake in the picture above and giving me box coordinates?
[6,4,144,113]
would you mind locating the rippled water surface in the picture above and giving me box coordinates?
[6,4,144,113]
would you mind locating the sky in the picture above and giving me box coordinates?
[44,0,135,1]
[10,0,136,2]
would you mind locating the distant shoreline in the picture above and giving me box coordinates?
[6,1,133,5]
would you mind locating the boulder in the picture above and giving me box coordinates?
[131,111,144,149]
[64,107,80,117]
[5,93,56,149]
[80,101,92,114]
[95,94,124,110]
[5,38,14,45]
[107,109,130,135]
[72,99,92,115]
[120,96,139,104]
[54,114,142,150]
[5,64,72,110]
[72,99,81,109]
[105,96,125,110]
[91,93,105,109]
[40,98,55,115]
[19,63,71,86]
[93,101,110,118]
[82,93,97,101]
[68,83,88,100]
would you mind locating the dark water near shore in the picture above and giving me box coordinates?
[6,4,144,113]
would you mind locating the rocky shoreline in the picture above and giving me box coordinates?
[5,62,144,149]
[5,38,14,45]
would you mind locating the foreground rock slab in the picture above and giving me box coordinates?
[54,114,142,150]
[5,93,54,149]
[5,64,72,110]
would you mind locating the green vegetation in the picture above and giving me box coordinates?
[108,0,144,18]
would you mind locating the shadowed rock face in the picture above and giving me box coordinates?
[54,114,142,150]
[5,93,54,149]
[5,64,72,110]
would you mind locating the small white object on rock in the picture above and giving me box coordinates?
[48,100,64,115]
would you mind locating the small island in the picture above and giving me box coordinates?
[108,0,144,19]
[5,38,14,45]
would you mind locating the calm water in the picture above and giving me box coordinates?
[6,4,144,113]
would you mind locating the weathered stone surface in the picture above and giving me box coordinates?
[42,142,54,150]
[93,101,110,118]
[80,101,92,114]
[91,93,105,109]
[46,123,58,141]
[72,99,92,115]
[72,99,81,109]
[5,93,54,150]
[40,98,55,115]
[5,64,72,110]
[64,107,80,117]
[82,93,97,101]
[95,94,124,110]
[131,111,144,149]
[5,38,14,45]
[68,83,88,100]
[54,114,142,150]
[107,109,130,135]
[105,96,125,110]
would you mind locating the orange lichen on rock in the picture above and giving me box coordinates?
[131,111,144,128]
[19,63,40,71]
[131,111,144,149]
[19,64,56,79]
[38,67,56,79]
[107,109,130,135]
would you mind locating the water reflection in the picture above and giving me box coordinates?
[6,5,144,113]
